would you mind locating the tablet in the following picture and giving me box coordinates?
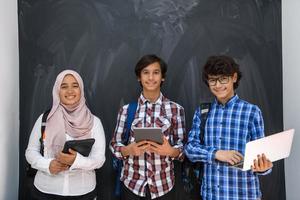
[133,127,163,144]
[62,138,95,157]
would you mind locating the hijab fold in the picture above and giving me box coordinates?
[44,70,94,157]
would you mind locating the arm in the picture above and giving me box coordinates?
[184,107,216,163]
[185,107,243,165]
[170,106,186,160]
[109,106,128,159]
[64,117,106,171]
[250,107,273,174]
[25,115,56,174]
[109,105,148,159]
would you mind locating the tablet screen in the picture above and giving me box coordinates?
[133,127,163,144]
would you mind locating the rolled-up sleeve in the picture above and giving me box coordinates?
[170,106,186,161]
[109,105,129,160]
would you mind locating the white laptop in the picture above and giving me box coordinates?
[232,129,295,171]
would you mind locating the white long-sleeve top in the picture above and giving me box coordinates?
[25,114,106,196]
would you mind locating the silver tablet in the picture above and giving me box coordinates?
[133,127,163,144]
[231,129,294,171]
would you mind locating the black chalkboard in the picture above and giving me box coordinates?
[18,0,283,199]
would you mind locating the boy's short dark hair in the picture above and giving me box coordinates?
[202,55,242,89]
[135,54,167,78]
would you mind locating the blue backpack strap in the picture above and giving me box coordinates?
[114,102,137,197]
[123,102,138,144]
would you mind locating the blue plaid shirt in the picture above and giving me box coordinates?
[184,95,270,200]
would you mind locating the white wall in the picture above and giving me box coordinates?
[0,0,19,199]
[283,1,300,200]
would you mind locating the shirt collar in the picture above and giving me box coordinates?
[214,94,239,107]
[139,92,164,105]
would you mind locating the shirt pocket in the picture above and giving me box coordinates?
[155,116,171,135]
[130,118,143,142]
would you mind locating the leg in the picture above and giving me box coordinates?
[154,188,175,200]
[31,186,96,200]
[120,183,143,200]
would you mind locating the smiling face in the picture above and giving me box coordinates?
[59,74,81,106]
[208,73,237,104]
[138,62,164,94]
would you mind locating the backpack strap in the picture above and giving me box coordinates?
[123,102,138,145]
[39,109,51,156]
[113,102,137,197]
[181,103,211,196]
[199,103,211,144]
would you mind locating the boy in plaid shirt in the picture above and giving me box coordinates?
[110,54,185,200]
[185,55,273,200]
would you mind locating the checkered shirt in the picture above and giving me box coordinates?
[185,95,271,200]
[110,93,185,199]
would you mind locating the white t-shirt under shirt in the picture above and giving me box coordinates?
[26,115,106,196]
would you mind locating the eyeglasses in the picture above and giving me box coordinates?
[207,76,230,86]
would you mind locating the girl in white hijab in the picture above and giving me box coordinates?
[26,70,106,200]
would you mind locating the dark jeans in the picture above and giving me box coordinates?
[121,183,175,200]
[31,186,97,200]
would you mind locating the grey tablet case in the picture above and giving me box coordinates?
[133,127,163,144]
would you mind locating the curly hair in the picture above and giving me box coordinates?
[202,55,242,89]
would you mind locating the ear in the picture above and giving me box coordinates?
[232,73,238,83]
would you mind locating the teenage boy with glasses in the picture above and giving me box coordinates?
[184,55,273,200]
[110,54,185,200]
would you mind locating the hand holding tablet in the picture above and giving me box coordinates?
[131,127,180,157]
